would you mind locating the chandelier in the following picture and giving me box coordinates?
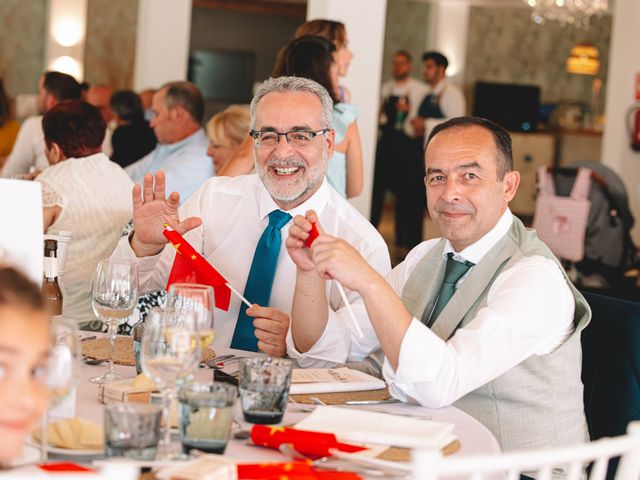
[524,0,609,29]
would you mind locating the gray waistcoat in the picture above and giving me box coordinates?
[402,216,591,452]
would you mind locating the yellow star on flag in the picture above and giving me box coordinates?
[170,242,182,254]
[191,254,197,260]
[269,426,286,436]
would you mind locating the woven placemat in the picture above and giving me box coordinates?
[289,388,391,405]
[81,337,216,366]
[376,439,460,462]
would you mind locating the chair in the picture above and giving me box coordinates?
[412,422,640,480]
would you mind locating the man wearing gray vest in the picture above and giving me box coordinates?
[285,117,591,455]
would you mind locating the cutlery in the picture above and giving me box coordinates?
[344,398,400,406]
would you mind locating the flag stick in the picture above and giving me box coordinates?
[335,281,364,339]
[226,282,253,309]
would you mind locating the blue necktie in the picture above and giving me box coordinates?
[426,253,474,327]
[230,209,292,351]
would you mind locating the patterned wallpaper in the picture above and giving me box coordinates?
[0,0,47,97]
[380,0,430,84]
[465,6,612,106]
[84,0,139,89]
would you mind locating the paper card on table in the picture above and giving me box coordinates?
[290,367,385,395]
[295,405,455,450]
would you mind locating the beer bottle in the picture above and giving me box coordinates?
[43,239,63,316]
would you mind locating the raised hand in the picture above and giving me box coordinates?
[130,171,202,257]
[285,210,323,272]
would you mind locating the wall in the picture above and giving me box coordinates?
[0,0,47,97]
[84,0,138,89]
[380,0,430,84]
[600,0,640,244]
[465,6,612,106]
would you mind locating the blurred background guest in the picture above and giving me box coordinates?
[110,90,157,168]
[86,84,115,157]
[37,100,132,328]
[0,266,50,465]
[125,81,212,203]
[139,88,157,122]
[206,104,252,176]
[273,35,363,198]
[295,19,354,103]
[0,79,19,169]
[1,71,81,178]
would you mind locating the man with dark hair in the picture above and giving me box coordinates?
[125,81,211,203]
[287,116,590,456]
[1,71,81,178]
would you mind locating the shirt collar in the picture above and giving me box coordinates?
[443,208,513,264]
[258,178,331,222]
[430,78,449,96]
[158,129,205,153]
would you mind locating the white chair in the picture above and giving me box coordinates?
[412,422,640,480]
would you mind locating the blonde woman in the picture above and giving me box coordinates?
[206,104,253,177]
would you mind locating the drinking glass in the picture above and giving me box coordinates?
[90,260,139,384]
[166,283,215,350]
[40,318,80,463]
[141,307,200,460]
[104,403,162,459]
[238,357,293,425]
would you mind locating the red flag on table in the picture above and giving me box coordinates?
[163,225,231,311]
[237,461,362,480]
[250,425,367,458]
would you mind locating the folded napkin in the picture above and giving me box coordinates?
[32,418,103,450]
[290,368,385,395]
[155,455,236,480]
[295,406,455,450]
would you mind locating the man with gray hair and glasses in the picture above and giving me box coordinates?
[125,81,212,203]
[111,76,390,356]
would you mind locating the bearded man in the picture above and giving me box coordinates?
[110,76,390,356]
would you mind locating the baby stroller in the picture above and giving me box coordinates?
[533,162,639,300]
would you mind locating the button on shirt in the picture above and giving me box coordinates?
[125,129,212,203]
[110,174,391,351]
[292,209,575,408]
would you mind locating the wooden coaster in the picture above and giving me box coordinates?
[376,439,460,462]
[81,337,217,366]
[289,388,391,405]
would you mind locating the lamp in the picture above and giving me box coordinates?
[566,42,600,75]
[524,0,608,29]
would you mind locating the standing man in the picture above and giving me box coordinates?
[86,84,115,157]
[286,117,590,454]
[1,71,81,178]
[111,76,390,356]
[371,50,428,259]
[125,81,212,203]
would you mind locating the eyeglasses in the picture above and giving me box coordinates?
[249,129,330,148]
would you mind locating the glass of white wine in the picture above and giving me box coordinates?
[40,317,80,463]
[90,260,138,384]
[141,307,200,460]
[166,283,215,351]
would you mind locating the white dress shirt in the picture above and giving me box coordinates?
[111,174,391,352]
[421,79,467,139]
[125,129,213,203]
[292,209,575,409]
[379,77,429,137]
[1,115,49,177]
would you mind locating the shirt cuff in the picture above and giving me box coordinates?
[111,234,165,273]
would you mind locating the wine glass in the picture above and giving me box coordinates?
[40,317,80,463]
[90,260,138,384]
[166,283,215,350]
[141,307,200,460]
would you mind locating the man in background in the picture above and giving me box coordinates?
[125,81,212,203]
[86,84,115,157]
[1,71,81,178]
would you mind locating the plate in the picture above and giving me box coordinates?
[25,439,104,457]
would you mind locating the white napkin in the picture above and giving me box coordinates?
[295,406,455,450]
[290,367,386,394]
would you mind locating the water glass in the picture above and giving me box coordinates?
[238,357,293,424]
[178,382,237,454]
[104,403,162,460]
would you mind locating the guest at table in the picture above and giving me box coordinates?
[273,35,363,198]
[125,82,212,204]
[286,117,591,453]
[111,76,390,356]
[86,84,115,157]
[0,266,50,465]
[0,78,20,168]
[109,90,157,168]
[205,104,253,176]
[37,100,132,328]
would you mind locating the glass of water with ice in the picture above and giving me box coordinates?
[238,357,293,424]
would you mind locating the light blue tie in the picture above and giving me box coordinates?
[230,210,292,351]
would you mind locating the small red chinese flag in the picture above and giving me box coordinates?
[237,461,362,479]
[163,225,231,311]
[304,222,320,248]
[250,425,366,458]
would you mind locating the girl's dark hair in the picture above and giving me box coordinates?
[0,79,10,127]
[272,35,340,104]
[0,266,45,311]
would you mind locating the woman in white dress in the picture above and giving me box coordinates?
[37,100,133,328]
